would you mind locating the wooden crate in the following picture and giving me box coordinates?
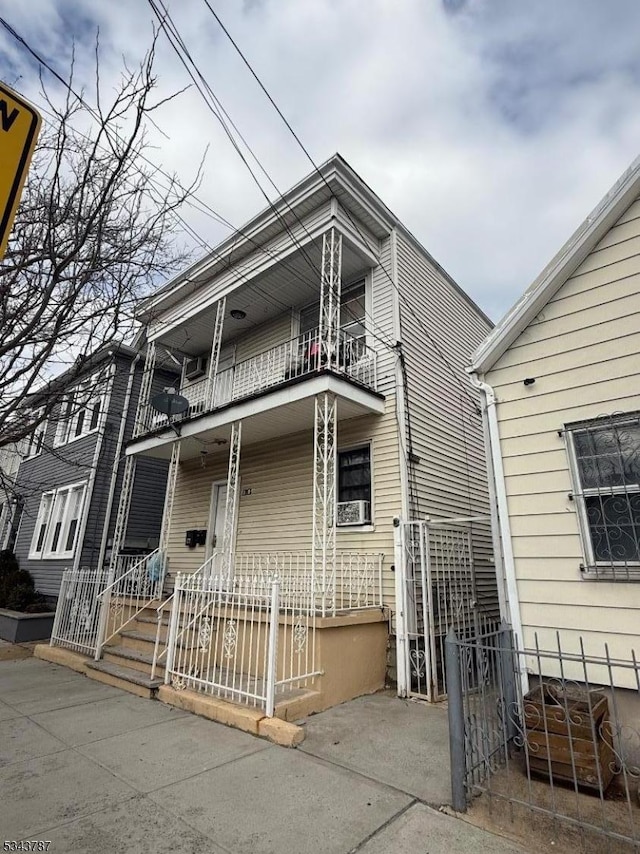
[523,684,615,791]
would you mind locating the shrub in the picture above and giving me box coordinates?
[0,549,19,577]
[0,552,50,612]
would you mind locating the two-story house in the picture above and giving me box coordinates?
[11,343,177,602]
[47,155,496,719]
[71,155,496,705]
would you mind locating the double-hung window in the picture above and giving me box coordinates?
[337,444,372,526]
[23,409,47,459]
[54,374,104,446]
[28,482,87,559]
[566,414,640,579]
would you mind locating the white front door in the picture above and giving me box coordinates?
[206,482,227,560]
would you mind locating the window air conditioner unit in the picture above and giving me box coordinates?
[336,500,371,526]
[185,355,207,380]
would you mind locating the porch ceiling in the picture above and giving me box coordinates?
[128,374,385,461]
[155,237,371,358]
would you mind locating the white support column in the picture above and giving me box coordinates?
[221,420,241,577]
[133,340,156,438]
[319,228,342,371]
[207,297,226,409]
[108,455,137,580]
[159,440,181,576]
[312,392,337,616]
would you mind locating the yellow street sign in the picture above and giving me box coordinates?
[0,82,42,260]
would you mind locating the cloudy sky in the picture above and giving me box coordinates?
[2,0,640,322]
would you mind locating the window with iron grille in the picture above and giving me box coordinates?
[566,414,640,580]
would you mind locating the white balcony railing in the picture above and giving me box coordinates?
[136,328,377,437]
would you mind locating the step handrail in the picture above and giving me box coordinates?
[150,552,223,681]
[150,591,175,681]
[95,548,165,660]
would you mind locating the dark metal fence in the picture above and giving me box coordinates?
[446,624,640,852]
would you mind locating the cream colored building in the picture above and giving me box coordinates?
[112,154,493,711]
[470,155,640,684]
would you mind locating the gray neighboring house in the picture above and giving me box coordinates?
[10,343,177,601]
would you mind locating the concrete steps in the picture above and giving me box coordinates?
[85,659,164,699]
[85,606,165,698]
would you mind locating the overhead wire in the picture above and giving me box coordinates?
[199,0,481,415]
[0,18,321,323]
[145,1,395,351]
[1,12,394,354]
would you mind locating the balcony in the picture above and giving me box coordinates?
[131,328,382,458]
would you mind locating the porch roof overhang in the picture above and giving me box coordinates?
[146,222,379,358]
[126,373,385,461]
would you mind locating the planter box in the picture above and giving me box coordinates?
[0,608,55,643]
[523,684,615,791]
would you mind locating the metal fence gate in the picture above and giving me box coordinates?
[446,624,640,851]
[395,517,491,702]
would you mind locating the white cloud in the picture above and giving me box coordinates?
[2,0,640,322]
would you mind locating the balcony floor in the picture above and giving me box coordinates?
[128,371,384,460]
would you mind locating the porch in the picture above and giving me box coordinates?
[48,548,388,718]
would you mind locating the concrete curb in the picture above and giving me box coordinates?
[158,685,305,747]
[33,643,90,674]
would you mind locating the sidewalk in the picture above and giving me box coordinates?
[0,656,529,853]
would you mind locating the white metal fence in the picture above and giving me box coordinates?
[136,327,377,435]
[152,548,382,715]
[50,568,109,655]
[160,571,321,716]
[396,518,492,702]
[233,551,384,616]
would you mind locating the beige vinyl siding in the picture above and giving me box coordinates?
[234,311,294,363]
[165,412,402,605]
[487,191,640,664]
[165,233,404,606]
[394,231,496,612]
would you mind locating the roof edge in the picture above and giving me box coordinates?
[470,152,640,375]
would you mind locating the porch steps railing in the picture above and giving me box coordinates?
[151,550,382,715]
[94,549,166,660]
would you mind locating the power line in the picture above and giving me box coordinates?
[146,2,395,350]
[0,18,325,323]
[1,13,394,356]
[147,0,324,287]
[201,1,481,414]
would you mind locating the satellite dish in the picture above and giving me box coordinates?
[151,389,189,417]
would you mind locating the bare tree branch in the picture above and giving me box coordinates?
[0,32,200,451]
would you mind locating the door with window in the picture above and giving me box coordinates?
[206,483,227,561]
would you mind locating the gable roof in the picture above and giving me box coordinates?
[139,152,491,327]
[470,153,640,375]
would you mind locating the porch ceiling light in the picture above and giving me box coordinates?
[230,309,247,320]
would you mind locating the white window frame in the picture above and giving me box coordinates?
[29,490,55,559]
[23,409,47,459]
[54,373,106,448]
[336,439,375,530]
[28,481,87,560]
[565,414,640,581]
